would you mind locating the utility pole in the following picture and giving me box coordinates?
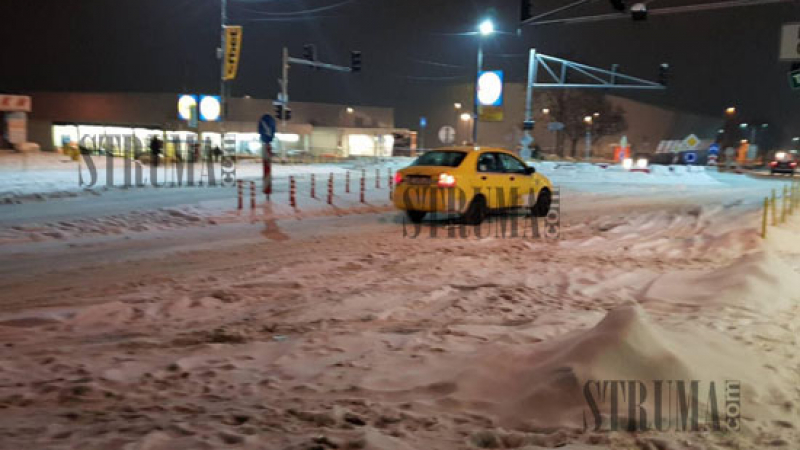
[219,0,228,128]
[473,39,483,144]
[281,47,289,130]
[585,125,592,160]
[522,48,538,158]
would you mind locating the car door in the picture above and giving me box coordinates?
[498,153,533,208]
[474,152,506,209]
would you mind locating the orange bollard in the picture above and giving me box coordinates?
[237,179,243,210]
[290,176,297,208]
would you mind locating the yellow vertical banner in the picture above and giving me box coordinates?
[223,26,243,81]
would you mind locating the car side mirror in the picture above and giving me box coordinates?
[525,166,536,175]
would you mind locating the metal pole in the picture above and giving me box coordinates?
[473,38,483,144]
[220,0,228,144]
[281,47,289,131]
[585,127,592,160]
[522,49,538,157]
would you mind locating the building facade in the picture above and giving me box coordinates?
[413,83,723,158]
[27,92,410,158]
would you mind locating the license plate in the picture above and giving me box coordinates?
[407,177,431,185]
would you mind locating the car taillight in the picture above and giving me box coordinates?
[770,161,778,167]
[792,162,798,168]
[394,172,403,184]
[437,173,456,188]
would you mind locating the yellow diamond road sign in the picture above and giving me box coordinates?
[683,134,700,150]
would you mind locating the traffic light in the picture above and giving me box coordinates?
[303,44,317,62]
[658,63,670,86]
[274,104,293,121]
[521,0,534,22]
[609,0,625,11]
[350,51,362,73]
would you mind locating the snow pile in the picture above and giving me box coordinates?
[361,305,782,430]
[643,251,800,312]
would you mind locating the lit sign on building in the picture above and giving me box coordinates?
[177,95,198,121]
[199,96,222,122]
[477,70,504,107]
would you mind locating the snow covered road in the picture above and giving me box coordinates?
[0,157,798,450]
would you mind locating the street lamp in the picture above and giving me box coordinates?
[454,103,462,110]
[584,116,593,160]
[479,19,495,36]
[460,113,473,146]
[542,108,550,115]
[726,107,736,115]
[346,107,354,114]
[593,112,600,118]
[473,18,495,145]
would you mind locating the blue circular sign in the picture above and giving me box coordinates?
[683,151,698,164]
[258,114,277,144]
[708,143,720,156]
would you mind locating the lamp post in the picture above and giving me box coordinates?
[473,18,494,145]
[584,115,593,160]
[461,112,473,145]
[454,103,462,143]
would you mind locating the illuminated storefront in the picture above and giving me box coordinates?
[29,92,409,158]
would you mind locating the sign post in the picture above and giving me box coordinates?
[419,117,427,150]
[258,114,277,200]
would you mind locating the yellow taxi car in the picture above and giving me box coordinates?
[393,147,553,224]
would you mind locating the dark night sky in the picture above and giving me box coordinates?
[2,0,800,142]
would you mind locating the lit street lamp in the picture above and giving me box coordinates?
[473,18,494,145]
[460,112,473,144]
[584,116,593,160]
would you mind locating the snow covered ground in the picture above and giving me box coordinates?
[0,152,798,450]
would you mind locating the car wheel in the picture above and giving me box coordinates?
[463,195,488,225]
[531,189,552,217]
[406,210,426,224]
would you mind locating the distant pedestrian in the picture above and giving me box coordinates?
[192,142,201,163]
[149,136,163,167]
[213,145,223,163]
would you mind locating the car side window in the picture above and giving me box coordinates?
[499,154,528,174]
[477,153,499,173]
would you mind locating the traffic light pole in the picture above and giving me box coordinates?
[277,47,355,130]
[220,0,228,132]
[281,47,289,130]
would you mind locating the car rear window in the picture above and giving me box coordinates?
[411,151,467,167]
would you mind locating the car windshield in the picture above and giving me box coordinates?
[411,151,467,167]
